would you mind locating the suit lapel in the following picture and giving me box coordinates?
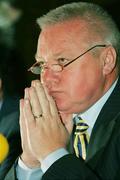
[86,114,117,161]
[86,77,120,162]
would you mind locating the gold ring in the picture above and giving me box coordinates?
[34,114,42,119]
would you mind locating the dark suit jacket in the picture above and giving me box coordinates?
[42,77,120,180]
[0,95,22,180]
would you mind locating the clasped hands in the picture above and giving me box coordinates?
[20,80,73,167]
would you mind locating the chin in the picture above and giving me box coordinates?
[55,100,74,113]
[56,100,85,114]
[56,100,67,110]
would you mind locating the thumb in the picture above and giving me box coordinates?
[60,113,73,134]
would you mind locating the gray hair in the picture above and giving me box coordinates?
[37,2,120,67]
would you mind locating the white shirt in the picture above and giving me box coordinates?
[16,79,118,180]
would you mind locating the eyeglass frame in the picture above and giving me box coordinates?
[28,44,107,75]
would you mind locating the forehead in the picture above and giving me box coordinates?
[37,19,90,54]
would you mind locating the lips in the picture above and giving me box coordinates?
[49,91,60,96]
[49,90,63,98]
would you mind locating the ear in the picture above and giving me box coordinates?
[101,46,117,75]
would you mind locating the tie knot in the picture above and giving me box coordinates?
[75,119,89,135]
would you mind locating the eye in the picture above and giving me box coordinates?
[57,58,69,65]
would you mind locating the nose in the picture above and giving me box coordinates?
[41,68,60,88]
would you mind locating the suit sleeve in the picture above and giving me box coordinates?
[42,154,100,180]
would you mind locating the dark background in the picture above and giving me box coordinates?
[2,0,120,95]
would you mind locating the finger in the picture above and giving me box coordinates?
[24,98,35,122]
[31,80,51,115]
[24,88,30,99]
[28,86,43,117]
[19,99,27,149]
[32,80,60,127]
[43,83,60,120]
[23,98,37,147]
[39,81,60,125]
[19,99,25,135]
[60,113,73,134]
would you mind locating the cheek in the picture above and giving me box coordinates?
[61,70,85,98]
[53,64,104,113]
[62,64,103,100]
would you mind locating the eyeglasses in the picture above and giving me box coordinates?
[28,44,106,75]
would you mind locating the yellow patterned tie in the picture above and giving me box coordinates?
[73,117,89,159]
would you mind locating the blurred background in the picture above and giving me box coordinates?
[0,0,120,96]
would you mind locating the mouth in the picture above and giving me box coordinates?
[49,91,60,95]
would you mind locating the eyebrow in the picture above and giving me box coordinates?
[35,49,68,59]
[34,50,72,65]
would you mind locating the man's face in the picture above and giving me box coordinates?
[36,20,107,114]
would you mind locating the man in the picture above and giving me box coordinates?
[6,2,120,180]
